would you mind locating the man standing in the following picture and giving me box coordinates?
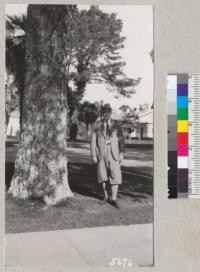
[91,103,124,208]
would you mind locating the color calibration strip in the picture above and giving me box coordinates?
[167,75,177,198]
[167,73,200,198]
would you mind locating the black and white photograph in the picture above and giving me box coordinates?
[5,4,153,268]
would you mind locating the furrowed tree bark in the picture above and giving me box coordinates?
[9,5,74,204]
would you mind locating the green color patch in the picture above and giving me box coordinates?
[177,108,188,120]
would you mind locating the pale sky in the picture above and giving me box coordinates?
[6,4,153,112]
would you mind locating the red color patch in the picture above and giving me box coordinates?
[178,133,188,144]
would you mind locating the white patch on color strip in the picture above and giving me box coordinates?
[178,157,188,169]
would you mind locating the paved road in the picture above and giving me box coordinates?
[6,223,153,267]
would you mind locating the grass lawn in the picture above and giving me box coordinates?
[6,142,153,234]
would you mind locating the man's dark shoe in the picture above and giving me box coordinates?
[109,199,120,209]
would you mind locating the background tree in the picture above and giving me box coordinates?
[139,104,144,112]
[150,49,154,63]
[69,123,78,140]
[119,105,139,136]
[6,15,26,133]
[77,101,99,133]
[6,6,141,135]
[119,105,131,115]
[143,103,149,112]
[8,5,77,204]
[71,6,141,111]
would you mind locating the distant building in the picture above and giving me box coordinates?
[6,109,20,137]
[130,110,153,139]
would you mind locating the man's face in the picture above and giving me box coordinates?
[102,110,112,121]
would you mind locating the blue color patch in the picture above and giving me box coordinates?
[177,84,188,96]
[177,96,188,108]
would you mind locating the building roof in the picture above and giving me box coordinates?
[138,110,153,123]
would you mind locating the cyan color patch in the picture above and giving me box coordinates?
[177,96,188,108]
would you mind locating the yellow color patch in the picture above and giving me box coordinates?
[177,120,188,132]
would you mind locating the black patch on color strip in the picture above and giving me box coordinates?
[168,186,178,198]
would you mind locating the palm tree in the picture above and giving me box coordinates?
[6,14,27,133]
[8,5,76,204]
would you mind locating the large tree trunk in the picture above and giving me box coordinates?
[19,83,24,138]
[9,5,74,204]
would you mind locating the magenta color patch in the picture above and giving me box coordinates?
[178,144,188,156]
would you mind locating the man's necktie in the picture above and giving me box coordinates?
[106,122,110,137]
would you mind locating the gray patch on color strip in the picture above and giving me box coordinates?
[168,126,177,140]
[168,140,177,150]
[177,73,188,84]
[168,102,177,114]
[168,115,177,125]
[167,91,177,102]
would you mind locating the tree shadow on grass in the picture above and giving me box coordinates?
[68,162,101,200]
[68,162,153,203]
[6,162,15,191]
[6,161,153,203]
